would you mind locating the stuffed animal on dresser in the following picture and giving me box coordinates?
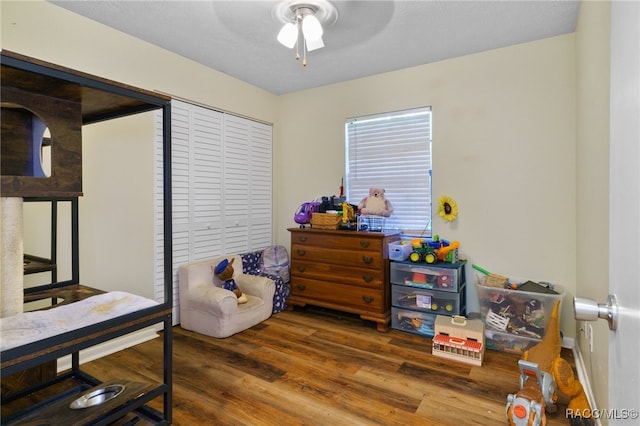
[358,187,393,217]
[213,258,248,304]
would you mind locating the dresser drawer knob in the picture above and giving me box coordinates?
[362,295,374,304]
[362,256,373,264]
[297,249,306,256]
[362,275,373,283]
[296,266,306,273]
[296,284,306,291]
[299,236,308,242]
[360,241,370,248]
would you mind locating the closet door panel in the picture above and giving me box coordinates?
[223,114,250,237]
[249,121,272,250]
[191,106,224,260]
[155,101,272,323]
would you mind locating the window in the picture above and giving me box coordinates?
[345,107,432,235]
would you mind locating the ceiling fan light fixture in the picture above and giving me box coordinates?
[277,22,298,48]
[301,14,323,41]
[274,0,338,67]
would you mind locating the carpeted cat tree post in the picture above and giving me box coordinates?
[1,197,24,317]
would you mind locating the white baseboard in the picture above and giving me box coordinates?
[57,326,159,373]
[572,343,602,426]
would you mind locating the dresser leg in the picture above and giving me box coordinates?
[360,313,390,332]
[375,321,390,332]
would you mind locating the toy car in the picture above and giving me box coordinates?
[409,236,460,264]
[294,202,320,227]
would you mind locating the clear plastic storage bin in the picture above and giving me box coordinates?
[485,329,539,354]
[388,241,412,261]
[476,276,565,340]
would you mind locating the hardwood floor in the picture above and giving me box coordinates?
[82,307,575,425]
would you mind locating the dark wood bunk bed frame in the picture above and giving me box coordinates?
[1,50,173,425]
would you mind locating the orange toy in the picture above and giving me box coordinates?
[506,300,593,426]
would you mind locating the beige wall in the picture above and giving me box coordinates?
[277,35,577,336]
[3,1,588,340]
[2,0,279,299]
[575,0,611,415]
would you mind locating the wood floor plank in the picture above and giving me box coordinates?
[80,307,577,425]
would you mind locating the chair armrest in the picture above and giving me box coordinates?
[235,274,275,301]
[189,283,238,316]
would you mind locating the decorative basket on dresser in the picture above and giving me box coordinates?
[287,228,401,331]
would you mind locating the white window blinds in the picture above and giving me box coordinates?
[345,107,432,235]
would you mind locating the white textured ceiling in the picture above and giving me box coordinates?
[50,0,580,95]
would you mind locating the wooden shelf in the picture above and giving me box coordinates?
[23,284,104,307]
[3,378,164,426]
[0,50,170,126]
[1,50,173,424]
[23,254,56,275]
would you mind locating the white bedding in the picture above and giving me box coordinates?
[0,291,159,352]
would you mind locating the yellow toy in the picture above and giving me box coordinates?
[506,300,593,426]
[341,201,355,225]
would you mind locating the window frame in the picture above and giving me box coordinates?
[345,106,432,236]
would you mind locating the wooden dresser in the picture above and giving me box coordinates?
[288,228,401,331]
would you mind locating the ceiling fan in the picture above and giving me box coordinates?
[274,0,338,67]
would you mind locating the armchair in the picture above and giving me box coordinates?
[178,255,275,338]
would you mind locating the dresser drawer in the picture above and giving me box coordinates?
[291,278,384,312]
[290,231,382,252]
[291,259,383,288]
[291,244,383,269]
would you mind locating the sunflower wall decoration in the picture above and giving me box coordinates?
[438,195,458,222]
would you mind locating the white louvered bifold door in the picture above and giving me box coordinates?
[222,115,273,253]
[155,100,272,324]
[190,106,224,260]
[247,120,273,249]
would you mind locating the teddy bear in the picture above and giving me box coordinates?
[358,187,393,217]
[213,258,247,304]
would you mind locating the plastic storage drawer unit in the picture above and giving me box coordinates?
[391,308,437,337]
[390,261,466,293]
[392,284,466,316]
